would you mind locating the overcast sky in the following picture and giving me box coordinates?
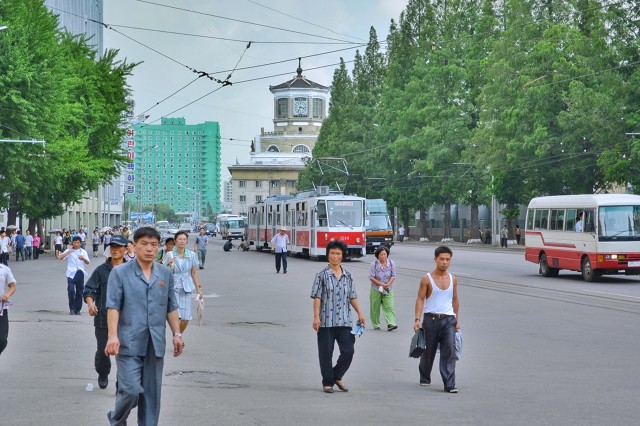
[103,0,408,181]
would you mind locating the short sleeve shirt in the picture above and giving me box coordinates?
[310,265,357,328]
[369,259,396,291]
[195,235,208,251]
[0,264,16,303]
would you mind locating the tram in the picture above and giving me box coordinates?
[247,187,366,260]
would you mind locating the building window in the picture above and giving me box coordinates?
[287,180,296,188]
[292,144,310,154]
[240,195,246,202]
[239,181,246,188]
[271,180,279,188]
[276,98,289,118]
[313,98,324,118]
[255,181,262,188]
[255,195,262,203]
[267,145,280,152]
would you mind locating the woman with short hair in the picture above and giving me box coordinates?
[369,246,397,331]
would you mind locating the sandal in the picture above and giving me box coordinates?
[323,386,334,393]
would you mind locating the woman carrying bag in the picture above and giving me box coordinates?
[368,246,398,331]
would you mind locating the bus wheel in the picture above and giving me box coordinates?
[581,257,597,282]
[539,253,554,277]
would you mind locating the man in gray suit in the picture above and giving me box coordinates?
[105,227,183,426]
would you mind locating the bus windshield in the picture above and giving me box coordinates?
[226,218,245,229]
[328,200,363,227]
[598,206,640,240]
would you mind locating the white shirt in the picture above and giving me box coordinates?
[55,235,63,245]
[0,236,9,253]
[0,264,16,300]
[64,248,90,279]
[270,233,290,253]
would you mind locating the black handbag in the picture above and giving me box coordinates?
[409,328,426,358]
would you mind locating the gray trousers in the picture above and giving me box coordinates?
[108,339,164,426]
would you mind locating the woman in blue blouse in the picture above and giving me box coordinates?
[369,246,397,331]
[164,231,203,334]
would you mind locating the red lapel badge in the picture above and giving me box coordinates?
[159,281,165,287]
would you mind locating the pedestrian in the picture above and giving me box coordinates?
[92,230,101,257]
[271,226,290,274]
[369,246,397,331]
[398,225,405,242]
[223,238,234,251]
[500,225,508,248]
[78,228,87,250]
[105,227,183,425]
[0,230,10,266]
[515,225,521,245]
[155,237,175,263]
[54,231,63,256]
[163,231,203,334]
[0,262,17,356]
[124,242,136,262]
[414,246,460,393]
[63,231,71,251]
[83,235,129,390]
[484,228,492,245]
[32,233,40,260]
[14,230,25,261]
[103,230,112,251]
[58,235,90,315]
[311,239,366,393]
[194,228,208,270]
[24,230,33,260]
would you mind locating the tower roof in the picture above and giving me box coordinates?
[269,58,329,91]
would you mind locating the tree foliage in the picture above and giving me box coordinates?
[0,0,137,223]
[299,0,640,235]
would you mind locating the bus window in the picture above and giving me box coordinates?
[566,209,577,231]
[584,209,595,232]
[536,209,549,230]
[549,209,565,231]
[526,209,534,230]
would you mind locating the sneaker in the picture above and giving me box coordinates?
[445,387,458,393]
[98,376,108,389]
[323,386,334,393]
[420,381,431,386]
[387,325,398,331]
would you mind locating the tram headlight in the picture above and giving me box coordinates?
[356,237,361,243]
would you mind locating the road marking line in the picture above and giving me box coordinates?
[582,290,640,299]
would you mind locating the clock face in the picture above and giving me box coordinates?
[293,99,308,115]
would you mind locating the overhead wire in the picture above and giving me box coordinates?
[134,0,359,44]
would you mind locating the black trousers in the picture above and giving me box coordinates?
[419,314,457,390]
[275,251,288,272]
[95,327,111,378]
[0,309,8,355]
[317,326,355,387]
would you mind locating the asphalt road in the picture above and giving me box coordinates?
[1,237,638,425]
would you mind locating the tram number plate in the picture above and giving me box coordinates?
[628,261,640,268]
[372,242,380,246]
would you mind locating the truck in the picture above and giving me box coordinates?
[365,199,394,254]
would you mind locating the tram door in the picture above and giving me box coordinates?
[310,207,316,254]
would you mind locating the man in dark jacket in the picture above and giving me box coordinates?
[83,235,128,390]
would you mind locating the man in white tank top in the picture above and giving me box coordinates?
[413,246,460,393]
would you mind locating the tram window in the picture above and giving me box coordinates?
[317,202,328,226]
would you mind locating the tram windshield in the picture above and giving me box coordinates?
[598,205,640,240]
[327,200,363,227]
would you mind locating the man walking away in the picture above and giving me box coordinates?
[105,227,183,426]
[83,235,128,390]
[58,236,90,315]
[414,246,460,393]
[14,230,25,261]
[271,226,290,274]
[194,228,208,270]
[311,240,366,393]
[500,225,508,248]
[24,230,33,260]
